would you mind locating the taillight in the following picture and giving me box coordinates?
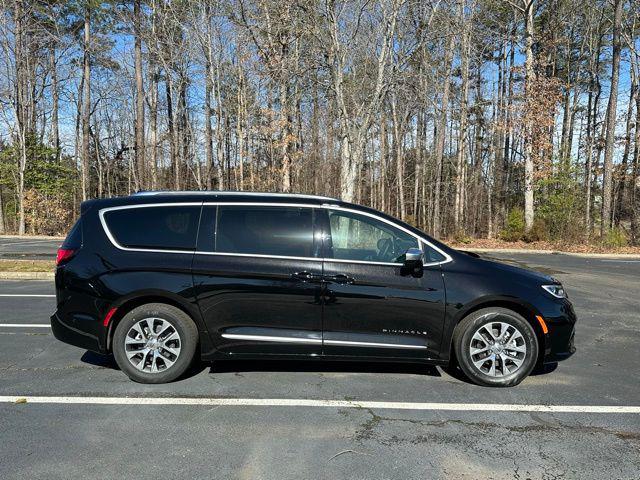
[56,248,77,266]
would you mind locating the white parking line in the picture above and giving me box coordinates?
[0,324,51,328]
[0,396,639,413]
[0,294,55,297]
[600,260,640,263]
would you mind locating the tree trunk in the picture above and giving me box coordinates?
[237,61,245,190]
[601,0,622,235]
[14,0,27,234]
[149,67,158,189]
[432,29,456,237]
[134,0,145,191]
[204,4,214,190]
[615,82,636,225]
[523,0,536,232]
[584,28,603,237]
[179,76,189,187]
[0,185,5,234]
[166,74,178,189]
[279,81,291,192]
[214,60,225,190]
[49,46,60,162]
[631,59,640,245]
[391,95,405,220]
[81,9,91,201]
[454,6,470,232]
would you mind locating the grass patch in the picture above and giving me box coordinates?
[0,259,54,272]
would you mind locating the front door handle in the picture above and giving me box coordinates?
[292,271,322,282]
[323,274,355,285]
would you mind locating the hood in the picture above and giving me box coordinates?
[460,251,557,285]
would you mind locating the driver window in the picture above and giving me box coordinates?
[327,210,419,263]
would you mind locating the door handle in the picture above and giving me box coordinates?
[323,274,355,285]
[292,271,322,282]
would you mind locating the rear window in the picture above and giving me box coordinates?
[216,206,315,257]
[62,218,83,249]
[103,205,201,251]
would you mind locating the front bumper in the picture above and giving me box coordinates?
[540,298,576,363]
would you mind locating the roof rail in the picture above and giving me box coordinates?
[132,190,340,201]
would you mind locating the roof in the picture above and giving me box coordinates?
[132,190,340,202]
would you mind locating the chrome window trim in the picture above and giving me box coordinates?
[98,202,203,254]
[98,201,453,266]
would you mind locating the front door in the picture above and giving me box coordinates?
[318,208,446,359]
[192,204,324,356]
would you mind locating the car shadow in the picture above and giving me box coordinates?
[206,359,442,377]
[532,361,558,376]
[80,351,119,369]
[80,351,558,384]
[80,351,441,380]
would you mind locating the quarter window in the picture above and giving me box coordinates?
[216,206,315,258]
[104,205,201,250]
[327,210,419,263]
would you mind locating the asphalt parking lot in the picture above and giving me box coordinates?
[0,236,62,260]
[0,251,639,479]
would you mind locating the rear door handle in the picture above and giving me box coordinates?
[323,274,355,285]
[292,271,322,282]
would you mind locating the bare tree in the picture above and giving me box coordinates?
[601,0,623,235]
[81,6,91,201]
[134,0,145,190]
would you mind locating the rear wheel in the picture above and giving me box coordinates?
[113,303,198,384]
[453,307,538,387]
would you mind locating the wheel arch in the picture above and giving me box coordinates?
[105,291,206,352]
[446,297,546,365]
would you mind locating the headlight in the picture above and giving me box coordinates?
[542,284,567,299]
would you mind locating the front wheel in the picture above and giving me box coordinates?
[113,303,198,384]
[453,307,538,387]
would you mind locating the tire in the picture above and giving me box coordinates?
[453,307,538,387]
[113,303,198,384]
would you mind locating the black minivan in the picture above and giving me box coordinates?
[51,191,576,387]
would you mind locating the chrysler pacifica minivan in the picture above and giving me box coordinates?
[51,192,576,387]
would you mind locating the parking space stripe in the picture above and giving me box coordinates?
[0,294,55,297]
[0,324,51,328]
[600,260,640,263]
[0,396,639,413]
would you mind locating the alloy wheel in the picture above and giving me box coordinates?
[124,317,182,373]
[469,320,527,377]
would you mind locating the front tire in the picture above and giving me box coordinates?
[113,303,198,384]
[453,307,538,387]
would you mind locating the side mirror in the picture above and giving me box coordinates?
[401,247,424,277]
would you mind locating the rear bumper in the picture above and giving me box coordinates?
[50,311,107,354]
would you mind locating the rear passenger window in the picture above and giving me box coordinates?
[216,206,315,258]
[104,205,201,250]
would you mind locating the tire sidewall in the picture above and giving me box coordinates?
[113,304,198,384]
[455,308,538,387]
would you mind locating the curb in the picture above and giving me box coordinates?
[0,272,54,280]
[459,247,640,259]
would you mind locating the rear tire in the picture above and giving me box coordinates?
[453,307,538,387]
[113,303,198,384]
